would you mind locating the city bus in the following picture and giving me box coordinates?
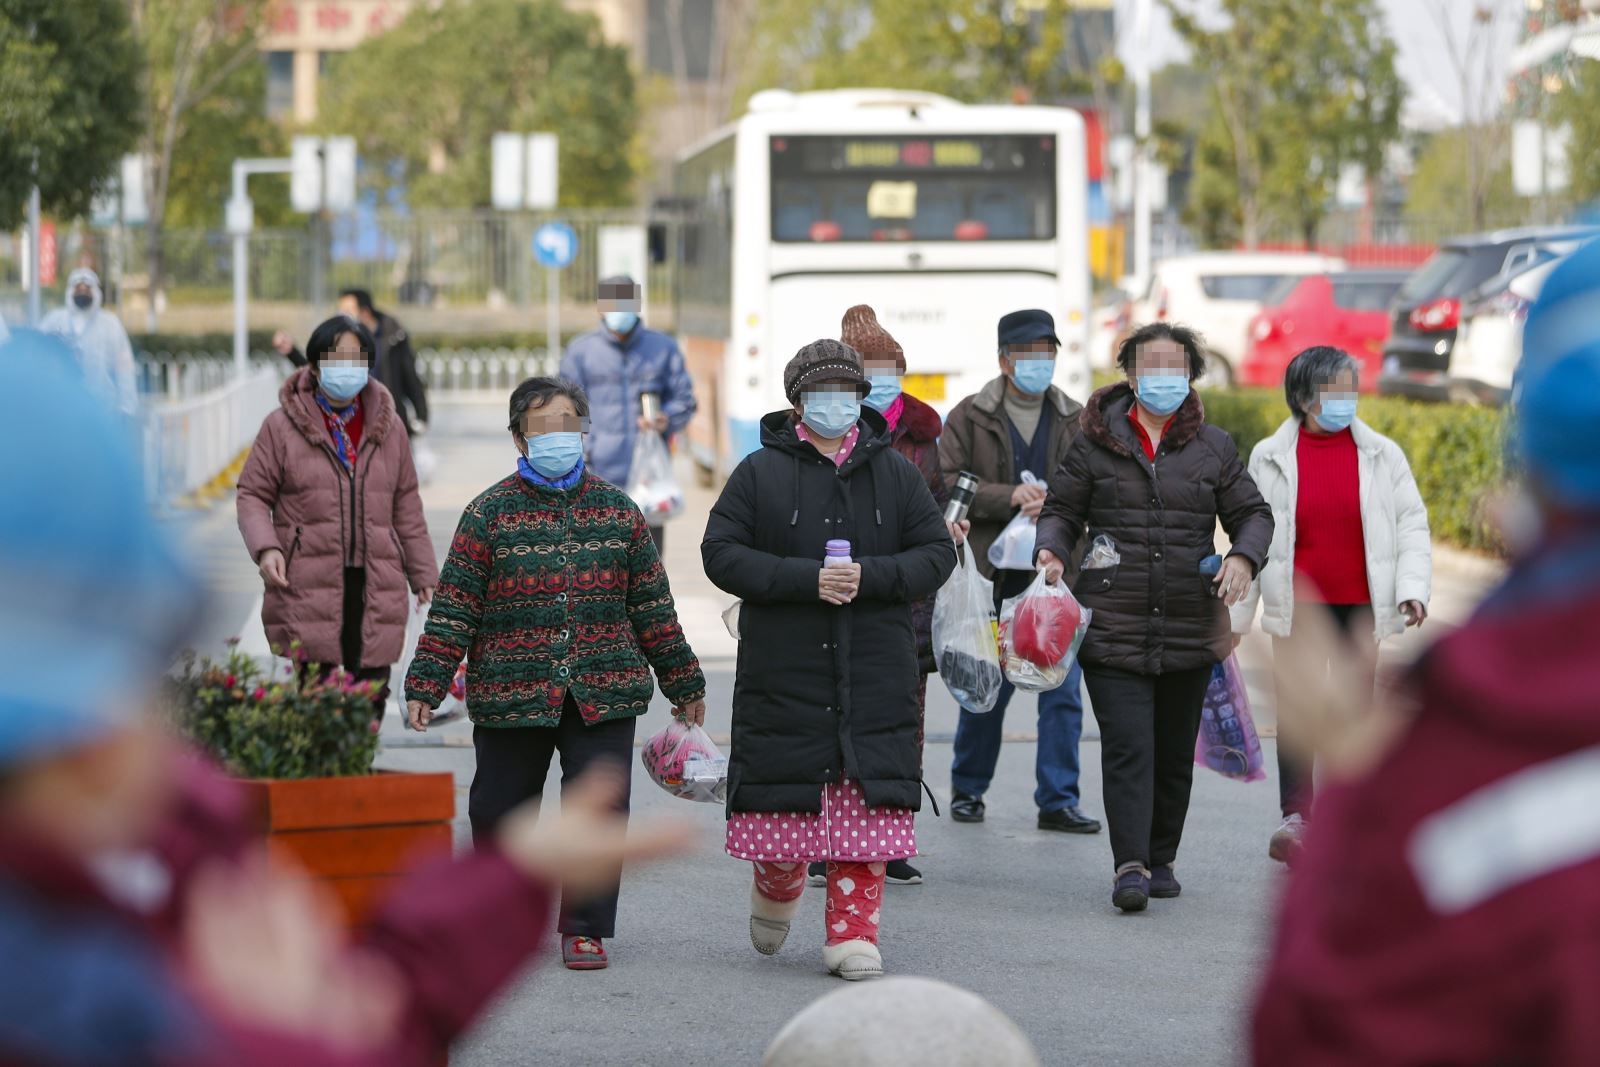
[673,88,1093,481]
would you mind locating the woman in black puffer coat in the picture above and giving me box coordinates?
[1035,322,1273,913]
[702,338,955,981]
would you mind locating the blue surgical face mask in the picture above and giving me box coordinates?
[1135,373,1189,417]
[800,388,862,438]
[1011,358,1055,396]
[863,373,902,412]
[524,431,585,478]
[319,366,368,403]
[1315,394,1357,433]
[603,310,639,335]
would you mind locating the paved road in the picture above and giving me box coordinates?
[173,398,1504,1066]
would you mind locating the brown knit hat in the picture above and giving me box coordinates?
[840,304,905,370]
[783,339,870,403]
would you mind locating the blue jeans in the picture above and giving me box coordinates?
[950,661,1084,812]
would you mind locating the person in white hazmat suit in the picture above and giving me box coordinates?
[40,268,139,416]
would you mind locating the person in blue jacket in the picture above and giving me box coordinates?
[559,275,697,552]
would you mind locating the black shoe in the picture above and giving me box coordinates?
[1112,869,1150,913]
[885,859,924,886]
[950,793,986,823]
[1149,864,1181,898]
[807,861,826,887]
[1038,806,1102,834]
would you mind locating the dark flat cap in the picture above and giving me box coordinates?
[998,308,1060,348]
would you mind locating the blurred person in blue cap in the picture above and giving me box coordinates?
[0,331,693,1066]
[1253,241,1600,1064]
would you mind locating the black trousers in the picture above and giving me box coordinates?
[1272,602,1374,818]
[299,567,389,725]
[1083,664,1213,871]
[648,525,665,554]
[467,695,637,938]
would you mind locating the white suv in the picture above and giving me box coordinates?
[1126,252,1347,385]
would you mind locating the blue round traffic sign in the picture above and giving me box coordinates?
[533,221,578,268]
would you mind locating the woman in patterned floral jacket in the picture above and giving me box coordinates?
[405,376,706,972]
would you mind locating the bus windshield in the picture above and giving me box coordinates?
[770,134,1056,243]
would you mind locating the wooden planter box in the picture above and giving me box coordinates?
[240,771,456,926]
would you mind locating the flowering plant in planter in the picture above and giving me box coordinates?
[168,642,382,779]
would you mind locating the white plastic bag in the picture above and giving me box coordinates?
[722,600,742,640]
[932,545,1004,713]
[412,436,438,486]
[640,719,728,803]
[625,431,684,522]
[997,570,1091,693]
[987,471,1044,571]
[393,604,467,728]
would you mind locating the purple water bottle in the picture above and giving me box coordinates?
[824,539,853,566]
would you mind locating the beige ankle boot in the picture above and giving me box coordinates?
[750,883,804,956]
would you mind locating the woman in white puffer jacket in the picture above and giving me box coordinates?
[1230,346,1432,865]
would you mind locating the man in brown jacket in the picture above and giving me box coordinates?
[938,309,1098,833]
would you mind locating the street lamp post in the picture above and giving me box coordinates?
[1132,0,1154,289]
[26,183,42,326]
[228,158,294,378]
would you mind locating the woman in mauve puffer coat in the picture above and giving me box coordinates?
[1035,321,1273,913]
[237,316,438,718]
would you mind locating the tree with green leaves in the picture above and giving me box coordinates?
[0,0,143,230]
[1552,61,1600,209]
[317,0,637,209]
[1403,126,1516,231]
[1163,0,1403,247]
[733,0,1097,113]
[129,0,277,328]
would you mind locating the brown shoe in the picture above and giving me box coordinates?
[562,935,609,970]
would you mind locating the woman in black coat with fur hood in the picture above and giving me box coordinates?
[702,338,955,982]
[1035,322,1273,913]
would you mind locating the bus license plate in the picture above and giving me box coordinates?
[902,373,946,402]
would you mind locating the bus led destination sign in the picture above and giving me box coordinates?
[772,135,1053,174]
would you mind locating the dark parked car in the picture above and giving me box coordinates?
[1379,226,1600,401]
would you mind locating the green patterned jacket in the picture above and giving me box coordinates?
[404,471,705,727]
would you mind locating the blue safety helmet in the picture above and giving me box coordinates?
[1514,240,1600,512]
[0,330,200,768]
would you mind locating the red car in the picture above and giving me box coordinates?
[1240,271,1408,392]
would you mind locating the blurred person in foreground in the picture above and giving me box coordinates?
[1035,321,1273,912]
[237,316,437,724]
[939,309,1100,836]
[1252,240,1600,1065]
[404,375,706,971]
[0,330,693,1067]
[39,267,139,416]
[273,288,430,437]
[1230,345,1432,864]
[702,339,955,981]
[559,275,697,553]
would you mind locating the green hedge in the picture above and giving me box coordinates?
[130,330,580,356]
[1203,389,1509,554]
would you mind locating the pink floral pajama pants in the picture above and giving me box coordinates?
[752,860,886,946]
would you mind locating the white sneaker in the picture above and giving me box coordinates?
[1268,813,1307,865]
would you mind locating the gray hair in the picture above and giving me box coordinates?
[507,375,589,432]
[1284,346,1360,419]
